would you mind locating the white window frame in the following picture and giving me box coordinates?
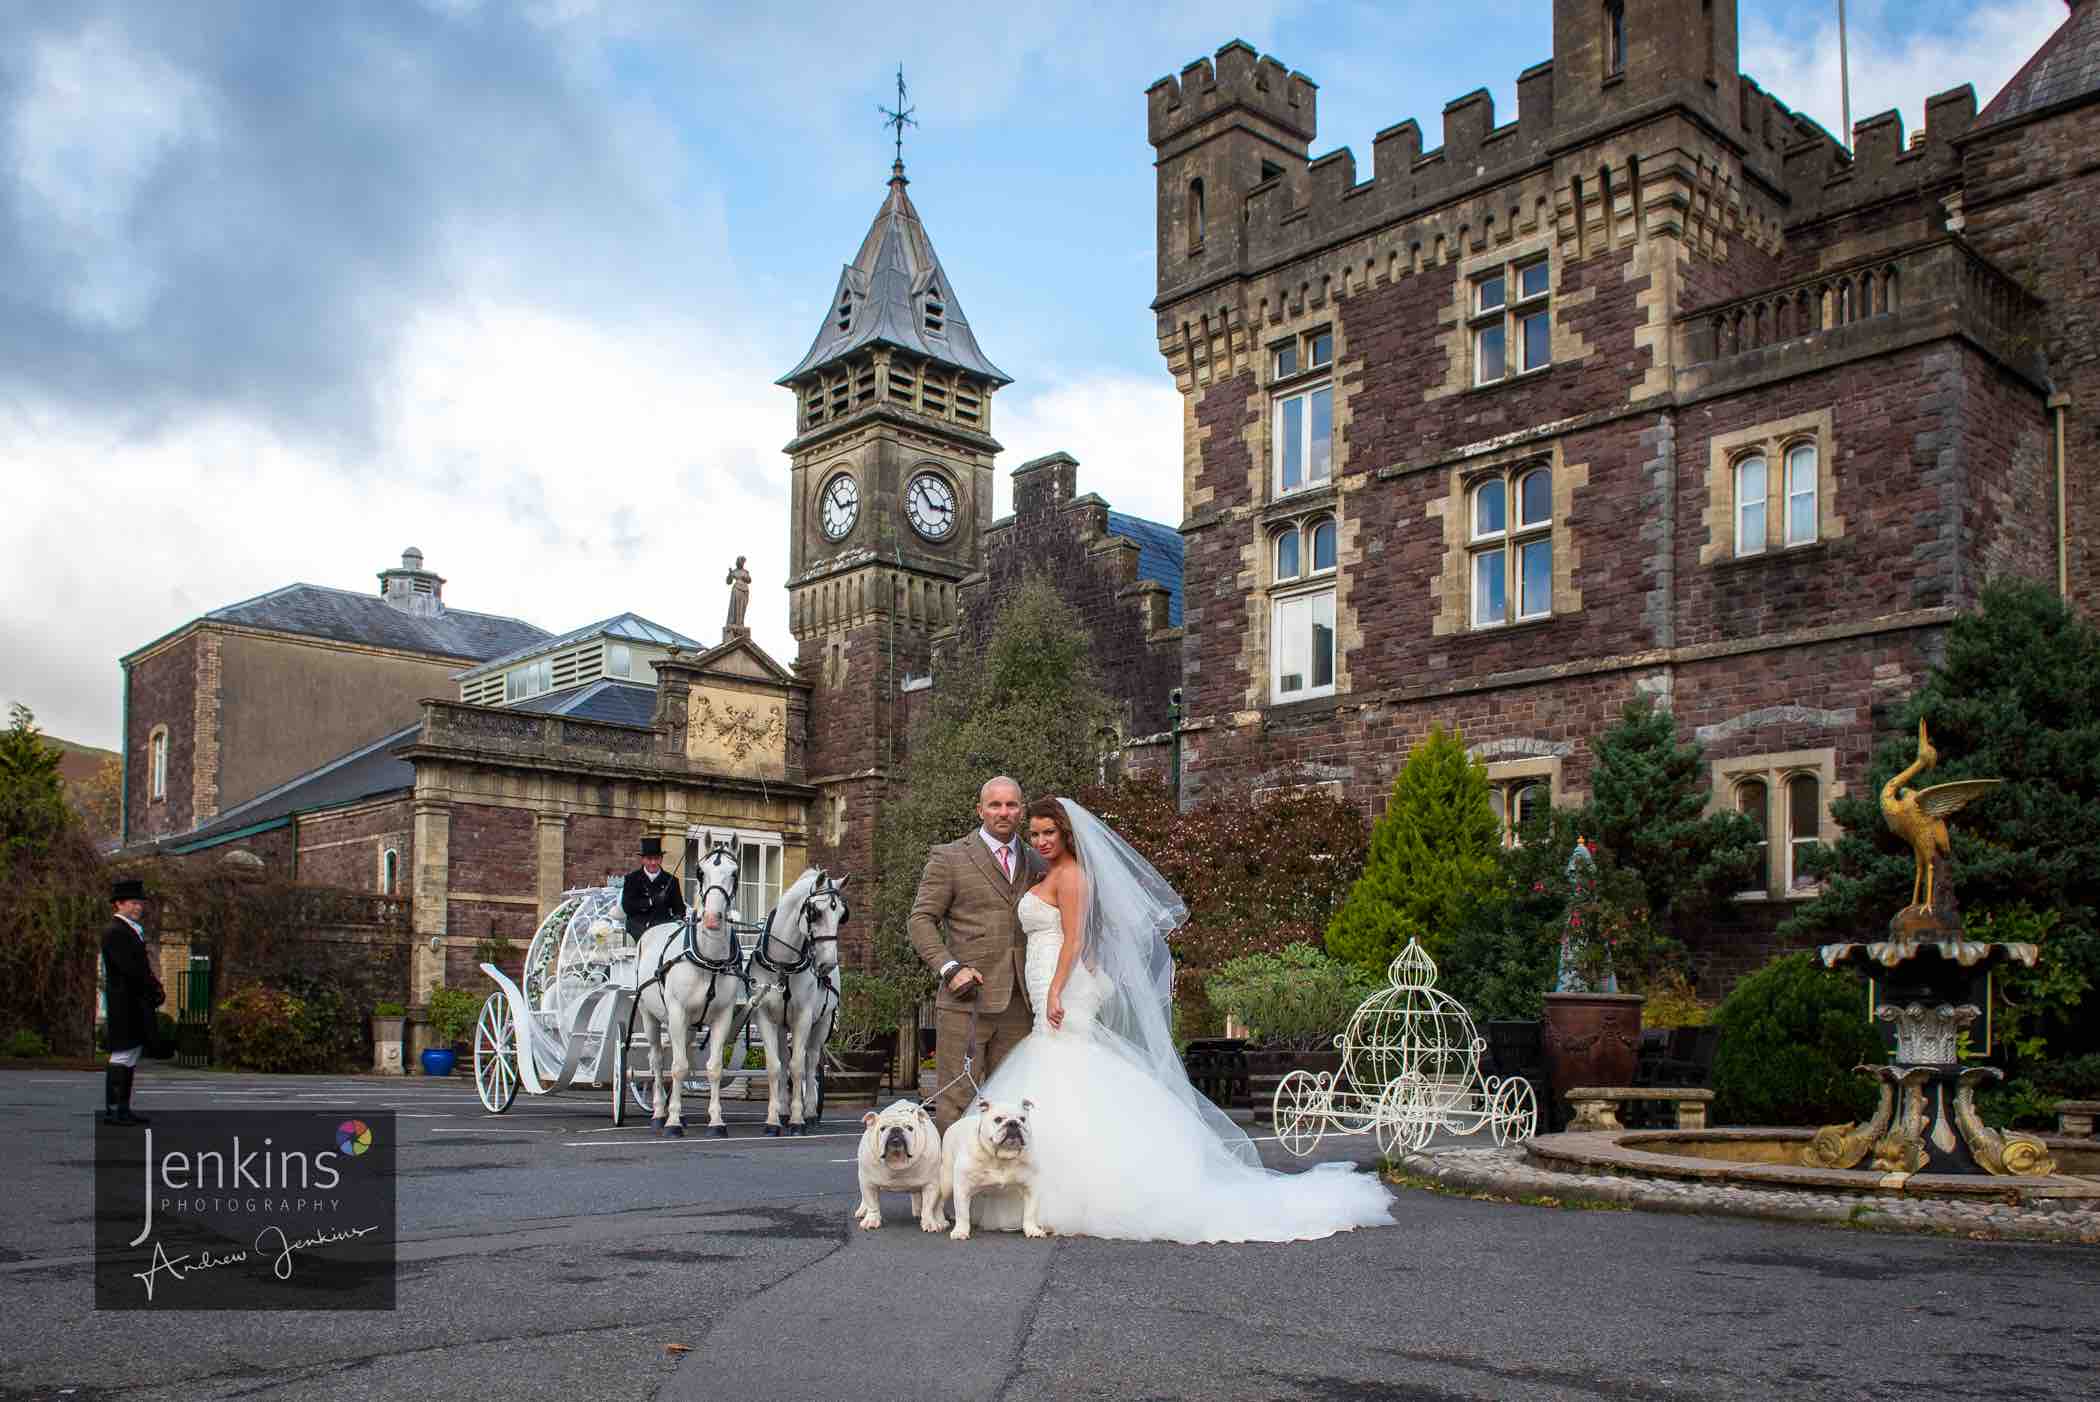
[1468,465,1553,628]
[148,727,168,802]
[1784,441,1819,547]
[1472,257,1551,386]
[380,847,400,896]
[1271,330,1335,496]
[1733,453,1768,557]
[687,826,787,941]
[1270,587,1337,704]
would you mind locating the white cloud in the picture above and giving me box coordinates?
[1740,0,2063,141]
[1,294,803,749]
[994,371,1186,528]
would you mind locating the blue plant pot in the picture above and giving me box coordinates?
[420,1047,456,1077]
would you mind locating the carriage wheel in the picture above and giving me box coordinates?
[1272,1070,1326,1157]
[473,994,518,1115]
[1375,1077,1434,1158]
[628,1052,657,1115]
[1489,1077,1539,1146]
[610,1037,626,1127]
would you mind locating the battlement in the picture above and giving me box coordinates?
[1147,39,1317,149]
[1781,86,1977,225]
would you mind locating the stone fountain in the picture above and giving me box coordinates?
[1805,719,2054,1176]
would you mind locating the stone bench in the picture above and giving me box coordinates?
[1566,1086,1715,1132]
[2058,1100,2100,1138]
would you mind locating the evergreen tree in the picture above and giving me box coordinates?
[868,576,1118,991]
[1784,580,2100,1058]
[1581,694,1762,927]
[1326,725,1501,971]
[0,704,106,1054]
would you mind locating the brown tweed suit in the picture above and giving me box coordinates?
[909,831,1047,1130]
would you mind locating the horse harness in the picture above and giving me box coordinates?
[749,881,848,1055]
[629,852,748,1054]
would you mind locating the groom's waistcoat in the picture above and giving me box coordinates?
[908,835,1045,1014]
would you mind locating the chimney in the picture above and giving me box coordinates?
[378,546,446,617]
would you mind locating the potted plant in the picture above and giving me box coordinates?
[831,969,914,1091]
[1542,841,1651,1103]
[421,986,479,1076]
[371,1001,408,1075]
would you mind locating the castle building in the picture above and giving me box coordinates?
[777,159,1185,892]
[1148,0,2097,979]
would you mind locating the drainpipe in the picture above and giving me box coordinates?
[119,663,130,847]
[2051,393,2070,598]
[1168,688,1183,805]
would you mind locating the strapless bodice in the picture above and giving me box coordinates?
[1017,890,1100,1031]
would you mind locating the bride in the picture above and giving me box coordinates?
[974,795,1393,1243]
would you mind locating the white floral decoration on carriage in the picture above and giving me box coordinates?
[1271,937,1538,1157]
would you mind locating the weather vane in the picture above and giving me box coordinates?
[878,65,916,167]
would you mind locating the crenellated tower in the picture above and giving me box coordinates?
[777,158,1011,891]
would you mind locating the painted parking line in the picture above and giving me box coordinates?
[561,1130,860,1148]
[428,1127,548,1134]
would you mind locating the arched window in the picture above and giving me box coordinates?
[1786,774,1821,891]
[1784,441,1818,546]
[1187,178,1206,254]
[1735,778,1769,892]
[148,726,168,802]
[1311,518,1336,572]
[1606,2,1627,77]
[1275,528,1301,581]
[381,848,399,896]
[1734,453,1768,556]
[1470,467,1552,626]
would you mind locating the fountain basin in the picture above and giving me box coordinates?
[1527,1128,2100,1203]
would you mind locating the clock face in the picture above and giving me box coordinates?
[906,472,958,540]
[819,472,859,540]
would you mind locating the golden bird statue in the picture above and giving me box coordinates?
[1880,718,2000,934]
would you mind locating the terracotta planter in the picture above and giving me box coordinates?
[1542,993,1644,1112]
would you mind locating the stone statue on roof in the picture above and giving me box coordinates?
[725,556,752,637]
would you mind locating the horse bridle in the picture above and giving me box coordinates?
[752,879,849,978]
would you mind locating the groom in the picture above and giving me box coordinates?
[909,775,1046,1132]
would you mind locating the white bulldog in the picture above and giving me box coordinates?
[854,1100,945,1232]
[940,1097,1045,1240]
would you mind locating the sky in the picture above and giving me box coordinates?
[1,0,2070,751]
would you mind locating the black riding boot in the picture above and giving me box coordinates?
[103,1065,123,1125]
[113,1065,149,1126]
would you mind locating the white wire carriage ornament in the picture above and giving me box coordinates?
[1271,938,1539,1157]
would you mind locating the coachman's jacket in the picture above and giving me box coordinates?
[101,917,164,1053]
[621,868,687,937]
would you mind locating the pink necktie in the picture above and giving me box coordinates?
[998,845,1012,880]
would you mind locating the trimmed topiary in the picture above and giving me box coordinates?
[1709,952,1883,1127]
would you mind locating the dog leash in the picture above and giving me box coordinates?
[916,999,982,1114]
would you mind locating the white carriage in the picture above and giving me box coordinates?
[1271,939,1538,1158]
[472,882,762,1123]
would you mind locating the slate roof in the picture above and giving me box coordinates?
[1977,1,2100,126]
[139,583,549,663]
[457,613,705,681]
[1107,512,1185,628]
[508,680,659,728]
[779,166,1010,387]
[175,724,419,848]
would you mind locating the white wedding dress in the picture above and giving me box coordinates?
[973,890,1393,1243]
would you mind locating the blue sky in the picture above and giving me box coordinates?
[1,0,2068,749]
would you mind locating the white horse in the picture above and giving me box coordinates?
[632,843,745,1138]
[747,868,849,1136]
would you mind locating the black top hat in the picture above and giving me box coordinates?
[639,836,665,859]
[111,878,146,903]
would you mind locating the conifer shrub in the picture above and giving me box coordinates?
[1785,581,2100,1063]
[1326,726,1500,973]
[1707,953,1882,1126]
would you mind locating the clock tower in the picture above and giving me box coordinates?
[777,156,1011,892]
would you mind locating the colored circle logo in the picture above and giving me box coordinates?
[337,1119,373,1155]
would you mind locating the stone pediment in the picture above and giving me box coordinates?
[680,634,801,689]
